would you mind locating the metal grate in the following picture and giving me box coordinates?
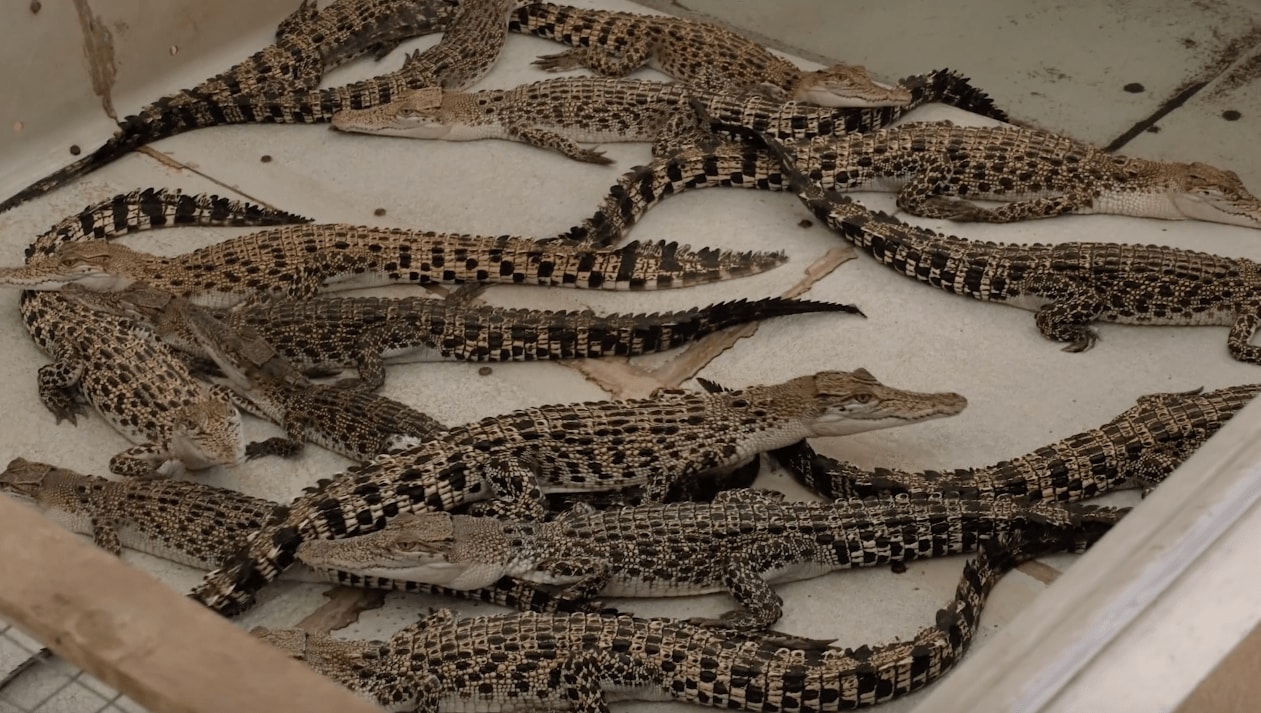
[0,621,145,713]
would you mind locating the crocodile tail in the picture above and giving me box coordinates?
[639,297,864,348]
[930,516,1119,671]
[561,240,785,290]
[903,68,1010,123]
[0,103,227,215]
[559,145,772,248]
[189,525,301,616]
[541,297,859,358]
[24,188,311,262]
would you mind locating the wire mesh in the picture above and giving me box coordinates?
[0,621,146,713]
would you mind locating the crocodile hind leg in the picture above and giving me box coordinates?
[556,654,624,713]
[687,538,818,630]
[505,124,613,165]
[1029,289,1105,352]
[532,41,653,76]
[1227,308,1261,363]
[651,109,720,159]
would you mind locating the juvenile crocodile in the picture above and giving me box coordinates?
[196,294,861,390]
[189,369,969,615]
[255,519,1118,712]
[510,2,912,107]
[221,0,516,126]
[0,0,463,213]
[772,384,1261,502]
[713,119,1261,361]
[297,485,1127,630]
[558,124,1261,248]
[0,227,786,308]
[329,71,1008,164]
[14,190,306,476]
[76,286,450,462]
[771,122,1261,227]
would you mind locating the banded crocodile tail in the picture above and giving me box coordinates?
[557,142,778,249]
[903,68,1010,124]
[550,239,786,290]
[1,125,158,215]
[24,188,311,262]
[603,296,864,350]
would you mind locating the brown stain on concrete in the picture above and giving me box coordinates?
[71,0,118,119]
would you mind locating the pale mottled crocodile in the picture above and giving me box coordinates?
[0,457,600,693]
[296,485,1127,630]
[15,190,307,476]
[329,71,1008,164]
[189,369,969,615]
[0,227,786,309]
[0,457,589,610]
[66,285,448,463]
[254,518,1118,712]
[0,0,462,213]
[771,384,1261,502]
[558,124,1261,248]
[510,2,912,107]
[220,0,516,126]
[713,118,1261,362]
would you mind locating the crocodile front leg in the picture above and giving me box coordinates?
[686,539,815,631]
[90,518,124,555]
[109,444,175,478]
[37,359,87,424]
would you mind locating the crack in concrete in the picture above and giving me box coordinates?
[71,0,117,120]
[1106,23,1261,151]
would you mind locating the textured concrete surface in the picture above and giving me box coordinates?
[0,0,1258,711]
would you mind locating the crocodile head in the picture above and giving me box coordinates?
[0,458,100,516]
[296,511,513,589]
[791,64,913,108]
[330,86,459,139]
[1167,162,1261,229]
[0,458,56,499]
[167,397,246,471]
[0,242,151,291]
[802,368,968,436]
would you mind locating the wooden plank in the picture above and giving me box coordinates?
[0,496,382,713]
[1173,617,1261,713]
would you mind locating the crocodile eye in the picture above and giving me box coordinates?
[851,393,873,404]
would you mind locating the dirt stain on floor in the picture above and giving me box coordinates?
[71,0,117,119]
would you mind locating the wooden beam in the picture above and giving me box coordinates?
[0,496,382,713]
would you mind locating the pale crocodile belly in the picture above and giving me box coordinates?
[1102,304,1238,327]
[434,685,673,711]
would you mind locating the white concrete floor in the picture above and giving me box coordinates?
[0,0,1259,711]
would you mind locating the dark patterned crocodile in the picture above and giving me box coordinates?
[254,516,1119,712]
[187,369,968,615]
[771,384,1261,502]
[295,485,1128,629]
[0,0,462,213]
